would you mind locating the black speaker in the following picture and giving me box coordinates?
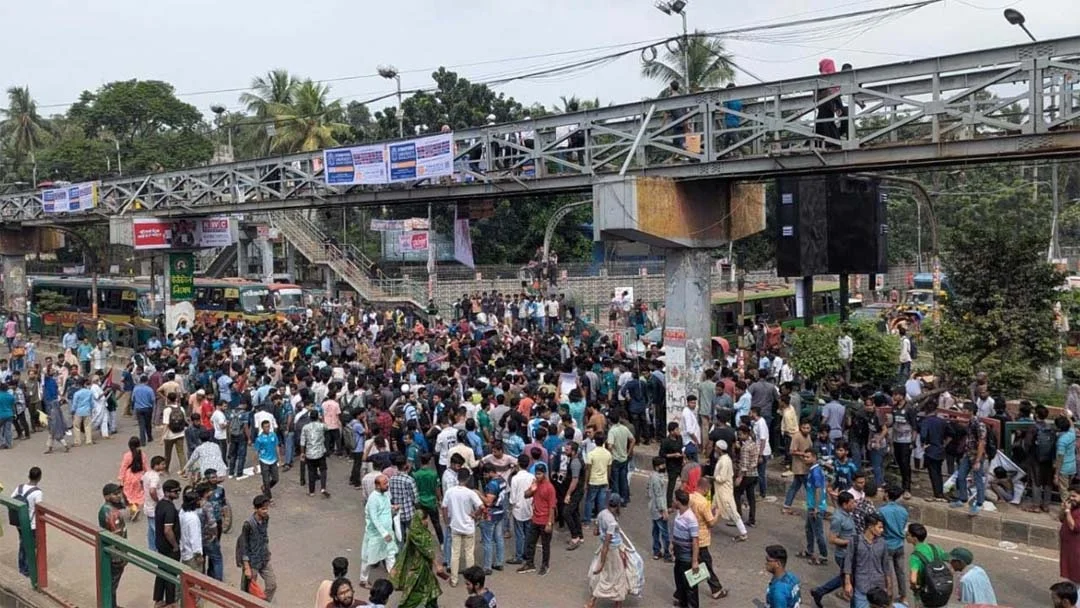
[775,175,887,277]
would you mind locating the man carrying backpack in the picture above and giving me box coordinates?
[949,403,988,516]
[9,466,42,578]
[906,523,952,608]
[1025,404,1058,513]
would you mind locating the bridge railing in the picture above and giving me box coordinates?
[20,502,271,608]
[3,36,1080,222]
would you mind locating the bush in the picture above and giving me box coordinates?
[789,321,899,388]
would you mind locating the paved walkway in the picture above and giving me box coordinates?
[0,416,1060,607]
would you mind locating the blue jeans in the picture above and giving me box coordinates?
[146,516,157,552]
[805,511,827,557]
[443,524,453,565]
[610,460,630,503]
[783,474,806,508]
[814,555,845,597]
[583,485,608,524]
[480,516,506,570]
[513,518,530,562]
[135,409,154,445]
[851,589,870,608]
[17,535,29,576]
[0,417,12,448]
[283,431,295,466]
[204,540,223,581]
[228,437,247,477]
[955,454,986,507]
[850,442,865,471]
[757,455,770,497]
[651,517,671,559]
[868,448,885,488]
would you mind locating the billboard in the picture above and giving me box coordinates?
[132,216,235,250]
[398,231,430,252]
[323,133,454,185]
[41,181,99,214]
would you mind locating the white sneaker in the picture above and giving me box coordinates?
[781,470,793,478]
[237,474,252,481]
[763,496,778,503]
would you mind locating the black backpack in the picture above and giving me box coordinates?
[913,544,954,608]
[168,407,187,433]
[982,422,998,460]
[1034,422,1057,463]
[908,337,919,361]
[8,485,40,526]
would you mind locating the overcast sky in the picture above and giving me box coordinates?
[2,0,1077,119]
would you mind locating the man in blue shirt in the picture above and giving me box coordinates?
[802,451,829,564]
[62,329,78,352]
[878,485,910,605]
[253,420,279,500]
[70,378,95,446]
[1059,416,1078,499]
[765,544,801,608]
[811,491,857,607]
[132,375,157,446]
[77,338,93,376]
[0,382,15,448]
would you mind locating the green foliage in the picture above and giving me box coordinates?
[469,195,592,265]
[789,321,898,387]
[268,80,349,153]
[640,31,734,92]
[929,216,1063,394]
[0,86,51,175]
[34,290,70,314]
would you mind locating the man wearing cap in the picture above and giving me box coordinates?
[948,547,997,604]
[98,483,127,608]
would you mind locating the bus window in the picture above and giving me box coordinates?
[103,289,123,314]
[72,288,90,311]
[240,288,271,313]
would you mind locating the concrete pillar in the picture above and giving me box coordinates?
[236,237,248,278]
[662,249,712,434]
[285,243,297,281]
[324,267,336,298]
[259,238,274,282]
[2,255,26,315]
[140,258,152,277]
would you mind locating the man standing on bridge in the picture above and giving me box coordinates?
[98,483,127,608]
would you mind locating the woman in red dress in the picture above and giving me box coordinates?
[1060,483,1080,583]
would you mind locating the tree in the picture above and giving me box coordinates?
[929,215,1063,394]
[468,195,592,265]
[343,101,375,143]
[0,86,50,180]
[34,290,70,314]
[238,69,299,155]
[789,321,899,388]
[555,96,601,113]
[268,80,349,153]
[68,80,213,174]
[641,32,734,92]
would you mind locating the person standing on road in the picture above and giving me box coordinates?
[360,475,397,588]
[479,463,507,574]
[98,483,127,608]
[878,486,910,605]
[711,440,748,542]
[582,432,612,530]
[897,327,912,385]
[585,493,632,608]
[153,479,182,607]
[810,491,857,607]
[671,489,701,608]
[948,547,997,604]
[1059,482,1080,584]
[254,419,280,500]
[179,489,204,574]
[518,462,556,576]
[735,424,760,528]
[919,404,948,501]
[444,468,484,586]
[782,419,814,515]
[42,367,68,453]
[117,436,148,521]
[10,467,42,578]
[606,410,635,506]
[389,454,418,535]
[765,545,801,608]
[844,512,892,608]
[236,494,276,601]
[133,375,156,446]
[301,410,331,498]
[688,476,728,600]
[142,456,165,551]
[950,403,987,516]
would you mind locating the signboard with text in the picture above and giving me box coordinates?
[132,216,235,250]
[398,231,430,252]
[42,181,99,214]
[323,133,454,185]
[169,252,194,301]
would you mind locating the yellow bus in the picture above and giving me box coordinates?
[193,278,276,323]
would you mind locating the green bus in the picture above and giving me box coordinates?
[711,281,845,339]
[28,276,161,347]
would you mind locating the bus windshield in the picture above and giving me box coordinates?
[273,288,304,310]
[240,288,271,313]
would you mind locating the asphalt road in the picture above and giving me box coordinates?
[0,422,1061,607]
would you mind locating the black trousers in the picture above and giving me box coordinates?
[699,546,724,595]
[666,470,682,507]
[674,555,700,608]
[12,410,30,438]
[306,456,327,493]
[154,549,179,603]
[325,428,341,456]
[893,442,913,492]
[260,462,279,499]
[925,457,945,499]
[630,411,650,444]
[420,504,444,545]
[524,522,552,568]
[349,452,364,486]
[735,476,758,525]
[564,491,583,539]
[653,404,667,442]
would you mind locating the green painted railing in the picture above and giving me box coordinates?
[0,494,37,587]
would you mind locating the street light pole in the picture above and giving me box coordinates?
[379,66,404,138]
[655,0,691,90]
[1004,8,1037,42]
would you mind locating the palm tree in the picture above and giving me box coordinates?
[641,31,734,93]
[0,86,50,182]
[268,80,349,152]
[555,95,602,113]
[240,69,299,118]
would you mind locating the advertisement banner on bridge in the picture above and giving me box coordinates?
[323,143,388,185]
[397,230,430,252]
[41,181,99,214]
[132,216,235,250]
[323,133,454,186]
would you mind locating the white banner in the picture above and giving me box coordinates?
[454,217,475,269]
[323,143,388,185]
[41,181,99,214]
[389,133,454,183]
[131,216,236,250]
[370,218,429,232]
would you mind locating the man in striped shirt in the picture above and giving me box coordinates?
[671,489,701,608]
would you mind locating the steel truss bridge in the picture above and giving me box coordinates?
[5,36,1080,226]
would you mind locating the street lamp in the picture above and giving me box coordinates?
[378,65,404,138]
[655,0,690,92]
[210,104,234,162]
[1004,8,1037,42]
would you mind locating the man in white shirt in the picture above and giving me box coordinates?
[11,466,42,578]
[749,406,773,499]
[897,327,912,384]
[178,491,204,571]
[681,395,702,448]
[507,454,535,565]
[838,329,854,382]
[435,423,459,473]
[441,468,484,587]
[975,384,994,419]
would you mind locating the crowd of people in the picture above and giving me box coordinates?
[2,296,1080,607]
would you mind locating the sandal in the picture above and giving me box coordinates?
[795,551,812,559]
[712,589,729,599]
[810,557,828,566]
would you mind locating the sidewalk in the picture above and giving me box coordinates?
[631,444,1062,550]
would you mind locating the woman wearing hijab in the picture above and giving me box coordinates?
[391,509,444,608]
[586,494,634,608]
